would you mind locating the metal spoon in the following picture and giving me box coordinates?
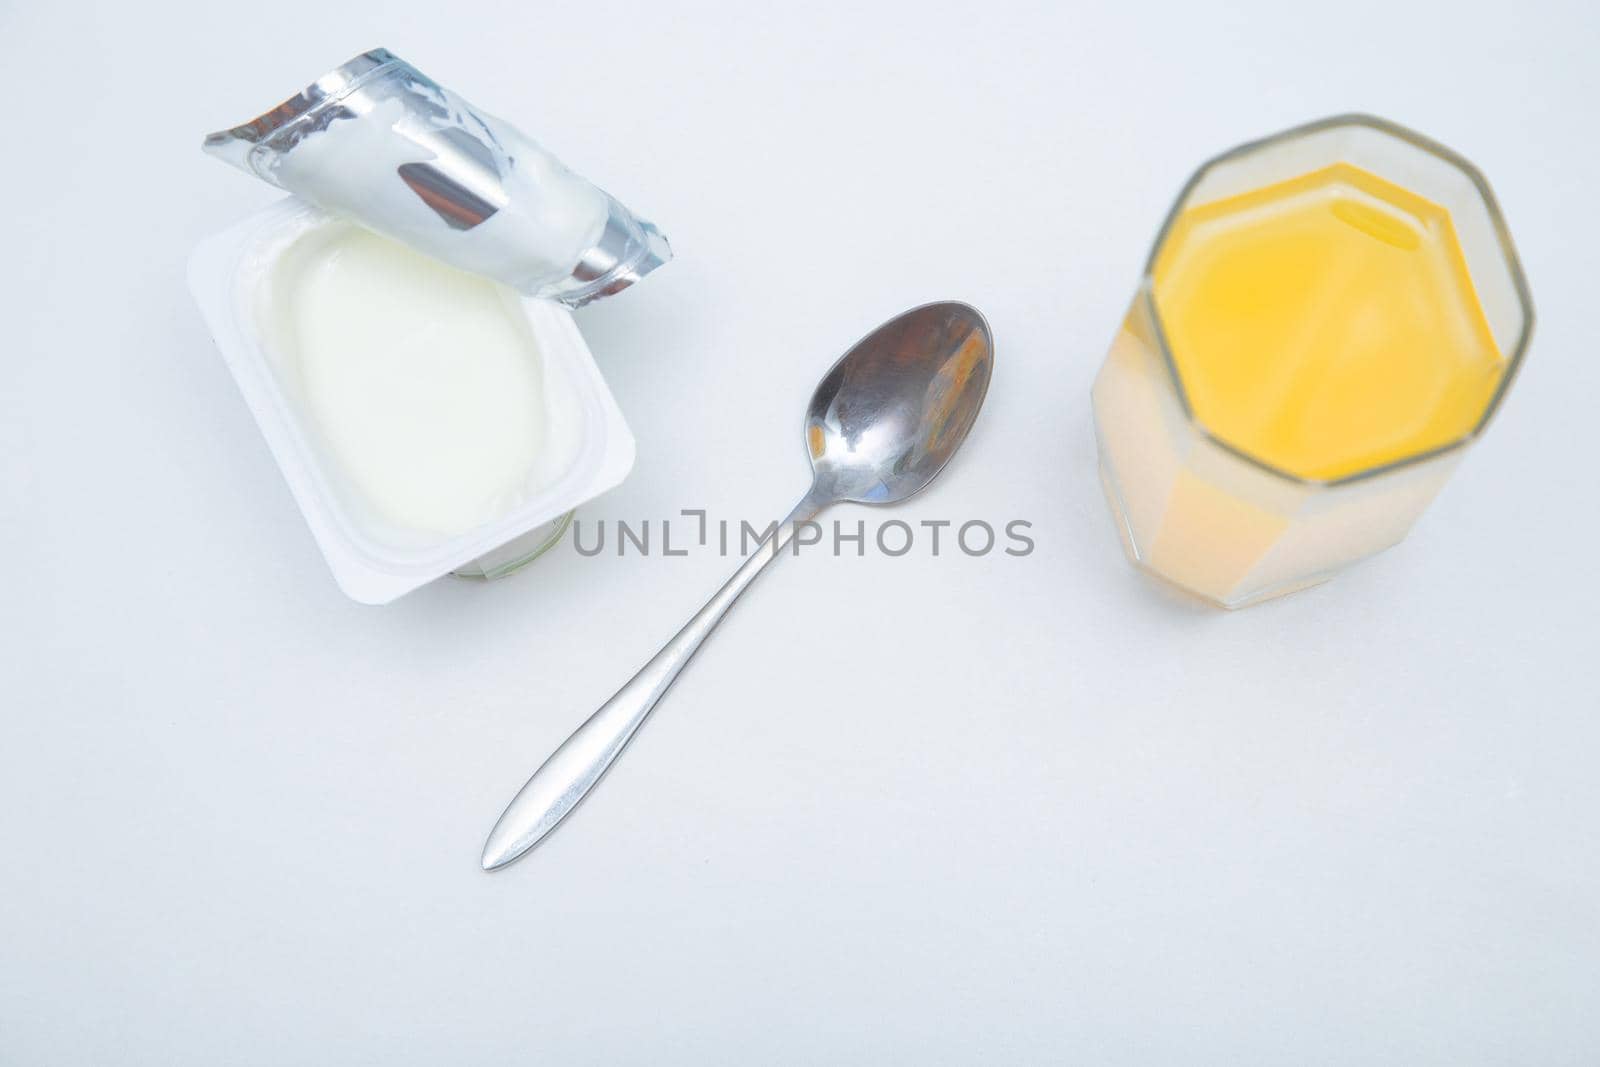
[480,301,995,870]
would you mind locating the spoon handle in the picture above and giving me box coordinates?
[481,490,827,869]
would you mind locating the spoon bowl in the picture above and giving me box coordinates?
[805,302,993,504]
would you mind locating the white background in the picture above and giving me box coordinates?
[3,1,1598,1063]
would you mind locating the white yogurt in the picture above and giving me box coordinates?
[260,219,583,544]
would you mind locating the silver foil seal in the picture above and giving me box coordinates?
[203,49,670,307]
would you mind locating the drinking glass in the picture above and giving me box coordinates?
[1091,115,1533,608]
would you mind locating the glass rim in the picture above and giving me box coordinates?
[1139,112,1536,490]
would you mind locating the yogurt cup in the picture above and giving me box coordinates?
[188,197,635,604]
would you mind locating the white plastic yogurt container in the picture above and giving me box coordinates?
[189,197,635,604]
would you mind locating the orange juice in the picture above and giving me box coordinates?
[1151,163,1504,482]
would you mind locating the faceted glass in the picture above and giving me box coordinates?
[1092,115,1533,608]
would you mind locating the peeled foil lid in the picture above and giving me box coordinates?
[203,48,670,308]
